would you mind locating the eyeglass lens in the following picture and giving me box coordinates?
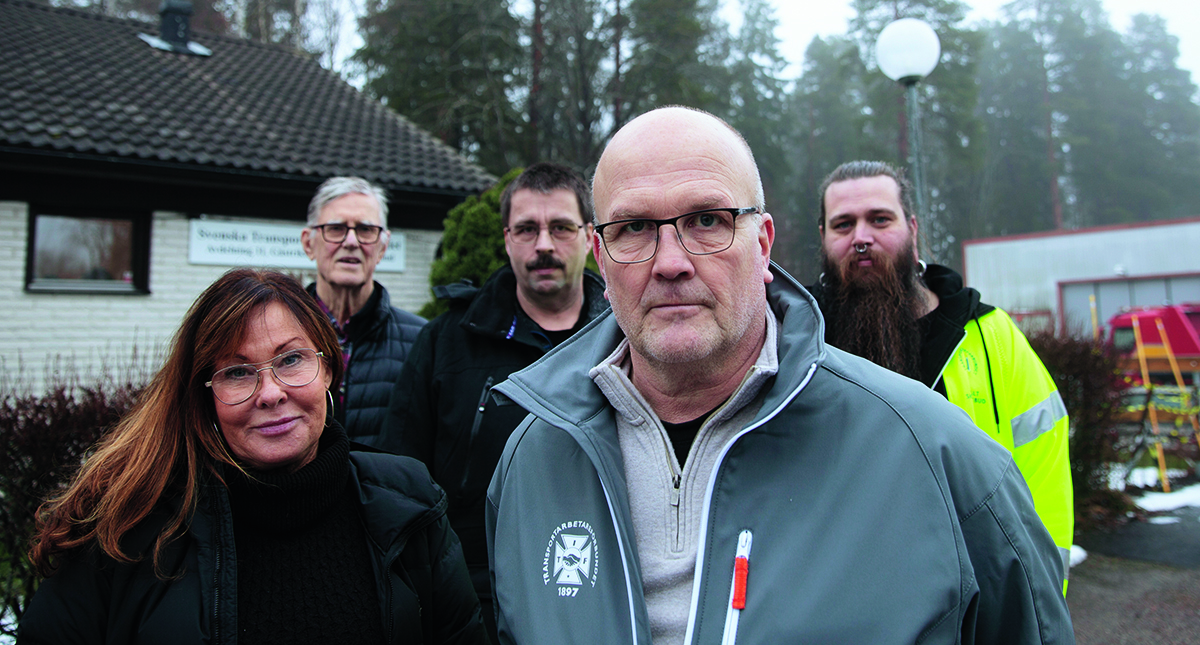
[209,348,322,405]
[601,210,737,263]
[508,222,580,244]
[319,223,382,243]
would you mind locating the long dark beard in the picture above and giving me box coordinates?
[820,244,925,381]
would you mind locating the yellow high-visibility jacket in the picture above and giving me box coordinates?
[937,306,1073,590]
[811,264,1074,592]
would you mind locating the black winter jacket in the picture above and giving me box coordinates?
[378,265,607,621]
[308,282,426,446]
[18,434,487,645]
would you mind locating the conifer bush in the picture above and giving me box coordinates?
[419,168,521,319]
[0,376,143,635]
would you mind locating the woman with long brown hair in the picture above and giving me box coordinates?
[20,268,487,644]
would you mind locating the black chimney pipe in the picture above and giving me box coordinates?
[159,0,193,47]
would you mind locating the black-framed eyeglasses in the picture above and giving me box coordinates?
[594,207,760,264]
[311,223,384,244]
[206,348,325,405]
[504,221,585,245]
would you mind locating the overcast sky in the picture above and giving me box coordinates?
[759,0,1200,81]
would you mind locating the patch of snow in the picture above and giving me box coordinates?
[1114,466,1190,491]
[1069,544,1088,568]
[1136,483,1200,512]
[1148,516,1182,525]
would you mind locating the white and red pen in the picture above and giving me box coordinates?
[721,529,753,645]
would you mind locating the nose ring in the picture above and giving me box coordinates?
[854,243,868,254]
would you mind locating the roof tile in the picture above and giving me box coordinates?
[0,0,494,194]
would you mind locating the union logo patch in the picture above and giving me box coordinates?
[543,520,599,596]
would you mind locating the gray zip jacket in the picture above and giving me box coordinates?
[486,267,1073,644]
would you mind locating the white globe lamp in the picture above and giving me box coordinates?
[875,18,941,85]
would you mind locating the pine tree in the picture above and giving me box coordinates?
[781,35,877,281]
[356,0,529,174]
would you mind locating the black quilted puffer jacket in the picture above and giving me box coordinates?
[309,282,426,446]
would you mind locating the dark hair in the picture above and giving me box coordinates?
[499,162,591,227]
[817,161,917,229]
[30,269,342,577]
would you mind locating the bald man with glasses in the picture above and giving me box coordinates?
[379,162,609,642]
[483,108,1072,644]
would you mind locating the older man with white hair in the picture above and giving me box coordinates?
[484,107,1072,644]
[300,176,425,445]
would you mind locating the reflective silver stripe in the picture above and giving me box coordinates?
[1060,547,1071,580]
[1011,391,1067,448]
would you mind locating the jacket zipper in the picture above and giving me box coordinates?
[385,554,397,641]
[658,420,684,552]
[597,468,642,644]
[213,538,222,644]
[684,360,819,644]
[459,376,495,491]
[671,473,682,551]
[386,495,449,643]
[930,332,967,393]
[720,530,753,645]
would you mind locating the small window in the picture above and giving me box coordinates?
[26,208,150,294]
[1111,328,1135,354]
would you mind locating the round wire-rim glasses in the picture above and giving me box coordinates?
[310,223,384,244]
[205,348,325,405]
[594,206,760,264]
[504,221,585,245]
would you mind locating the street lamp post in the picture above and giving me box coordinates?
[875,18,941,223]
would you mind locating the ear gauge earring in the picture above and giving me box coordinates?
[918,260,928,277]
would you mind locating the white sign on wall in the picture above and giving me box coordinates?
[188,219,407,272]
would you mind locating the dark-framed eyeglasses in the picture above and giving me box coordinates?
[594,207,760,264]
[504,221,585,245]
[311,222,384,244]
[206,348,325,405]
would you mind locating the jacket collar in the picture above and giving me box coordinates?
[492,262,826,439]
[306,281,390,342]
[918,264,994,387]
[459,264,608,348]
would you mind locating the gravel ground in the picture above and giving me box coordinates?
[1068,553,1200,645]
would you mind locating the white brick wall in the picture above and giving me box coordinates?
[0,204,441,394]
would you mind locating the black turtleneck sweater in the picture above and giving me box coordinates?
[226,425,385,644]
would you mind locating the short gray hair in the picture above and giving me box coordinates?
[306,177,388,227]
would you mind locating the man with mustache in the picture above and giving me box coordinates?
[379,162,607,642]
[811,160,1073,591]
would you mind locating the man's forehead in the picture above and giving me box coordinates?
[596,149,753,221]
[509,188,585,225]
[319,192,382,224]
[824,175,905,215]
[596,110,755,207]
